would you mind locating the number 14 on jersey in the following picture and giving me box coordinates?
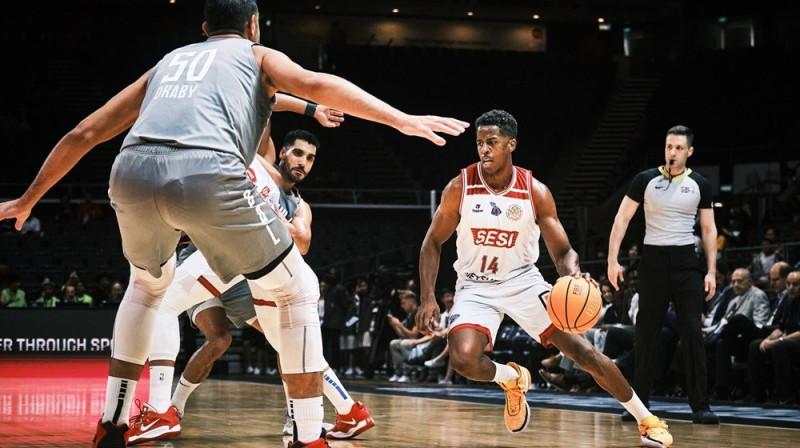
[480,255,499,274]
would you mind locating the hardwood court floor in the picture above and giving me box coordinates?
[0,358,797,447]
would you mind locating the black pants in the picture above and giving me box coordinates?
[714,315,772,390]
[635,244,709,411]
[748,338,800,402]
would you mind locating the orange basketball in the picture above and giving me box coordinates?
[546,276,602,334]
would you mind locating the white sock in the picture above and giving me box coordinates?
[323,368,356,414]
[282,380,291,417]
[290,396,324,443]
[492,362,519,384]
[171,375,200,414]
[621,389,652,424]
[148,365,174,412]
[102,377,138,425]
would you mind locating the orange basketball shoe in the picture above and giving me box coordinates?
[327,401,376,439]
[127,400,183,445]
[497,362,531,433]
[639,415,673,448]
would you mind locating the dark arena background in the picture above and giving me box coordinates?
[1,1,799,447]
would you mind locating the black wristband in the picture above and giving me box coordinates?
[304,102,317,117]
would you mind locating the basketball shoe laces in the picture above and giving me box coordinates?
[129,399,147,427]
[640,418,670,438]
[499,377,525,408]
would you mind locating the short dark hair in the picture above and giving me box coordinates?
[667,125,693,147]
[204,0,258,36]
[283,129,320,150]
[475,109,518,139]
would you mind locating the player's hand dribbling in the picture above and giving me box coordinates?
[399,115,470,146]
[415,297,441,336]
[561,271,598,286]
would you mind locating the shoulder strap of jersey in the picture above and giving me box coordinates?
[525,168,538,221]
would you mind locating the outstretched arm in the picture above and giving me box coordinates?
[417,174,462,335]
[257,47,469,146]
[274,93,344,128]
[0,71,150,229]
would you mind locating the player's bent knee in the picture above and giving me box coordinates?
[205,331,233,355]
[448,344,480,374]
[127,255,176,306]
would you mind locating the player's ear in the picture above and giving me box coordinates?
[279,147,287,159]
[248,14,258,35]
[201,22,209,37]
[508,138,517,153]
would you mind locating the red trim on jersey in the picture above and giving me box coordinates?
[253,298,277,307]
[526,169,538,221]
[449,323,494,351]
[539,324,557,349]
[465,163,482,187]
[459,167,469,215]
[464,163,534,200]
[197,276,221,297]
[465,190,530,200]
[474,162,518,195]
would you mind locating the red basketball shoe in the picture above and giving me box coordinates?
[91,419,129,448]
[326,401,376,439]
[288,430,331,447]
[127,400,183,445]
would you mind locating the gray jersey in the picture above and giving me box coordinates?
[122,38,273,166]
[278,186,302,223]
[183,176,304,328]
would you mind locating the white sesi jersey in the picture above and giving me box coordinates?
[245,159,302,222]
[454,163,542,289]
[245,159,281,208]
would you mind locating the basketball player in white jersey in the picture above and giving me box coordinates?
[127,127,374,444]
[0,0,467,445]
[417,110,673,448]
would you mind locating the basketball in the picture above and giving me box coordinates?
[546,276,602,334]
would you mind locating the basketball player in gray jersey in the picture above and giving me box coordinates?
[608,125,719,427]
[129,129,374,444]
[0,1,468,447]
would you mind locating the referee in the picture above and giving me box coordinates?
[607,125,719,424]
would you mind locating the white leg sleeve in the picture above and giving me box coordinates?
[111,256,176,364]
[259,304,281,350]
[157,252,230,318]
[148,309,181,362]
[247,247,325,374]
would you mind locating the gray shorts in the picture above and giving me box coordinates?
[109,146,292,282]
[186,280,255,329]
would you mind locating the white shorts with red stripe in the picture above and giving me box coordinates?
[449,270,557,349]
